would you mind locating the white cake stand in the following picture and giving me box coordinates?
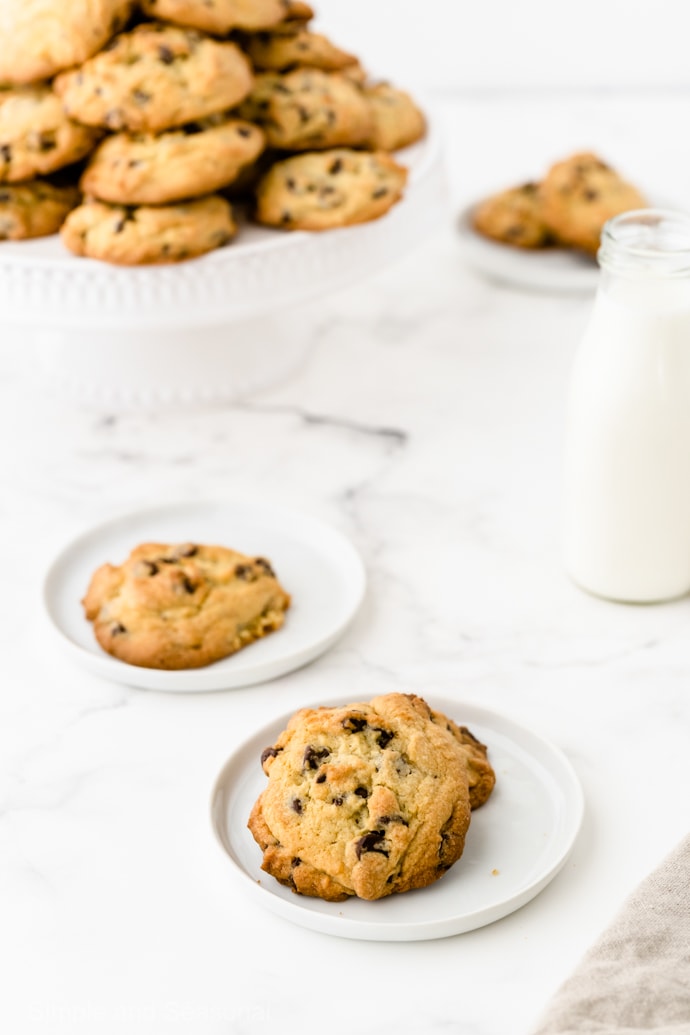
[0,119,447,408]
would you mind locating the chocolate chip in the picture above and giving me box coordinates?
[236,126,252,137]
[0,190,10,202]
[182,122,204,135]
[0,145,12,163]
[315,772,327,784]
[182,577,196,594]
[328,158,343,174]
[172,543,197,558]
[280,211,292,224]
[372,187,389,199]
[303,745,330,770]
[374,728,394,749]
[261,746,281,766]
[285,177,297,191]
[355,830,389,859]
[255,557,275,576]
[113,208,136,233]
[296,105,310,123]
[342,715,368,733]
[379,814,407,826]
[37,133,57,152]
[234,564,254,580]
[158,45,175,64]
[332,797,343,806]
[584,188,599,201]
[291,797,303,814]
[354,786,369,798]
[111,622,127,635]
[438,828,456,868]
[141,560,159,576]
[132,89,152,107]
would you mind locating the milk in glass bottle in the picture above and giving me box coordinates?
[562,209,690,603]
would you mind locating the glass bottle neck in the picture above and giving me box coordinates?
[598,209,690,280]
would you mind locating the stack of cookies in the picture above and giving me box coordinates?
[0,0,426,264]
[249,692,496,902]
[472,151,647,256]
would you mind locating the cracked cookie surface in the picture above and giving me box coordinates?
[237,68,372,151]
[248,693,478,901]
[140,0,290,34]
[428,707,496,810]
[61,194,237,263]
[80,115,265,204]
[82,541,291,668]
[255,147,407,230]
[0,85,101,183]
[0,179,81,240]
[243,24,358,73]
[364,82,426,152]
[0,0,133,84]
[472,182,554,249]
[54,22,254,133]
[539,151,647,255]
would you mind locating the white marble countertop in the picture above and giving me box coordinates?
[2,92,690,1035]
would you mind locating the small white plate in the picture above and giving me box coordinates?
[42,500,366,692]
[456,202,600,294]
[210,696,584,941]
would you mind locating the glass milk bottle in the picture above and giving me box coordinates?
[562,209,690,603]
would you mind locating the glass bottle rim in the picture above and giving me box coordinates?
[598,208,690,277]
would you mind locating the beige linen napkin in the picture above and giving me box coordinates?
[531,832,690,1035]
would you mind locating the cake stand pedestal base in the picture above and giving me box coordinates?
[11,308,316,410]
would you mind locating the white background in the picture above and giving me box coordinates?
[313,0,690,90]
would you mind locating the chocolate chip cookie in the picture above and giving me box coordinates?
[0,0,133,84]
[0,85,101,183]
[540,151,647,255]
[255,148,407,230]
[237,69,373,151]
[61,194,237,264]
[82,541,291,668]
[0,179,81,240]
[139,0,289,34]
[472,182,554,249]
[243,25,359,73]
[248,693,476,901]
[364,82,426,152]
[80,115,265,204]
[428,707,496,810]
[54,22,254,133]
